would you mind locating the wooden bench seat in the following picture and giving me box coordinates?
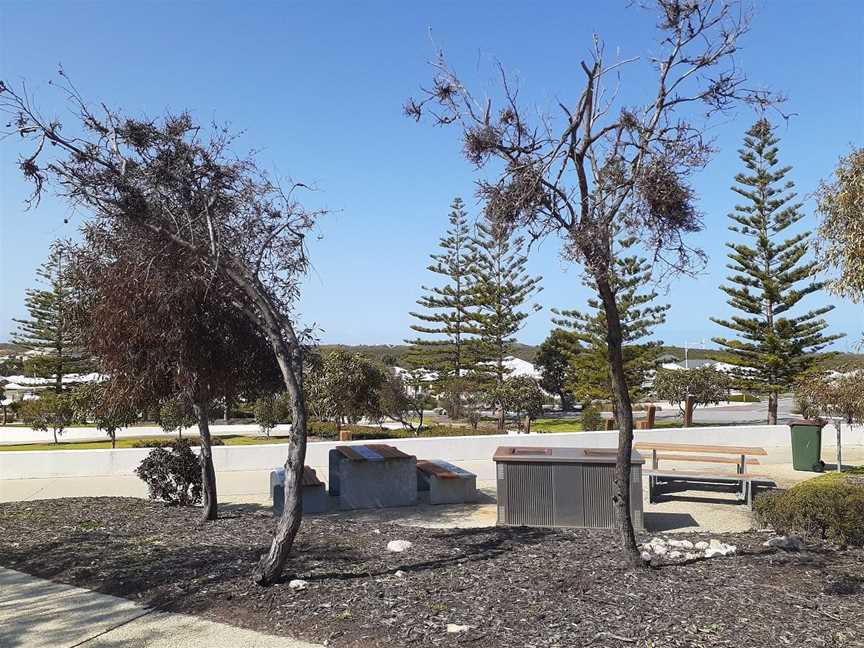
[635,442,771,507]
[645,468,771,480]
[302,466,324,487]
[271,465,327,515]
[654,453,761,465]
[634,442,767,456]
[417,460,467,479]
[582,448,760,467]
[417,459,477,504]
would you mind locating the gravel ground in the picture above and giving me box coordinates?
[1,497,862,648]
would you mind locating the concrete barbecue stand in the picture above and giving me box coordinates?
[329,444,417,510]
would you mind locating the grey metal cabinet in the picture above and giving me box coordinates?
[494,446,644,530]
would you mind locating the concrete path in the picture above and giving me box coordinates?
[0,567,320,648]
[0,423,293,445]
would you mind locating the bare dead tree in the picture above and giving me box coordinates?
[1,74,323,584]
[406,0,780,565]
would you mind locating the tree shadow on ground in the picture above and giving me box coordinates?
[303,525,554,583]
[643,512,699,532]
[650,480,756,506]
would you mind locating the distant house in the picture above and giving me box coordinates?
[0,372,102,402]
[660,359,739,373]
[393,356,541,397]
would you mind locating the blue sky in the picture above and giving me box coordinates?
[1,1,862,350]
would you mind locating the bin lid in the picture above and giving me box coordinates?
[493,446,644,465]
[789,419,824,427]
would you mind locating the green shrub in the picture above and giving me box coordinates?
[135,440,202,506]
[755,468,864,547]
[305,421,499,441]
[132,436,224,448]
[580,404,603,431]
[417,425,498,437]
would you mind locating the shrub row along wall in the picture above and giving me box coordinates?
[0,424,835,481]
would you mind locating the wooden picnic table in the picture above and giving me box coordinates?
[634,442,766,475]
[632,442,772,507]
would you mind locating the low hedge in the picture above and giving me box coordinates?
[131,436,225,448]
[755,468,864,547]
[306,421,500,441]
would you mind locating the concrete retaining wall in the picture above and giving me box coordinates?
[3,423,848,481]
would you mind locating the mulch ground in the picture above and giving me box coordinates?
[1,497,862,647]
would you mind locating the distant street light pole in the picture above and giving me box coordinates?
[683,339,708,369]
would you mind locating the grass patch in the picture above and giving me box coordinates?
[0,434,295,452]
[532,418,584,433]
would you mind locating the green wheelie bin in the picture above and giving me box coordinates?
[790,420,825,472]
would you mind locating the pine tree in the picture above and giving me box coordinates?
[404,198,478,393]
[468,220,542,382]
[12,242,90,391]
[553,237,668,408]
[468,221,542,428]
[712,119,843,424]
[535,329,581,411]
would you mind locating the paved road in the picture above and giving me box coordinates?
[0,567,319,648]
[0,423,293,445]
[653,396,798,426]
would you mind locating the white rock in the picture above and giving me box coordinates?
[387,540,413,553]
[694,541,709,551]
[708,538,724,549]
[447,624,470,634]
[288,579,308,591]
[668,550,683,559]
[650,537,665,546]
[667,539,685,548]
[679,540,694,550]
[652,544,668,555]
[704,542,736,558]
[763,535,804,551]
[640,551,653,562]
[394,570,406,578]
[684,552,699,561]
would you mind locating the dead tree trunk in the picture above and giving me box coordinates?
[224,271,310,585]
[767,392,778,425]
[596,275,643,568]
[194,399,218,522]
